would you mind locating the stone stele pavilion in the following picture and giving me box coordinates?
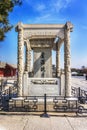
[15,21,73,97]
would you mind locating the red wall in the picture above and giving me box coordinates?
[0,69,4,77]
[0,64,17,77]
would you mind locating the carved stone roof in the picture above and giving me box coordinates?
[16,22,73,47]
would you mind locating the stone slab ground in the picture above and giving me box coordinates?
[0,114,87,130]
[71,76,87,91]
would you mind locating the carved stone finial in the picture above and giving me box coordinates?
[15,22,23,32]
[65,21,73,32]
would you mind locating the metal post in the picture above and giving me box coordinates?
[78,87,80,97]
[44,94,47,114]
[40,94,49,118]
[78,87,81,101]
[9,87,11,99]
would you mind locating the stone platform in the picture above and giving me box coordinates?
[9,96,78,112]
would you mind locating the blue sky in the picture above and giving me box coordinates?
[0,0,87,68]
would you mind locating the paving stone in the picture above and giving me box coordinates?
[0,115,87,130]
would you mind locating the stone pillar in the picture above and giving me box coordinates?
[64,22,71,97]
[56,43,60,77]
[17,23,24,96]
[23,71,29,96]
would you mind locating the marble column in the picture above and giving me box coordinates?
[17,23,24,96]
[64,22,71,97]
[56,43,60,77]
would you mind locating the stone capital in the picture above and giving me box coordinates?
[15,22,23,32]
[65,22,73,32]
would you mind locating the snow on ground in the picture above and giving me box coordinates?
[71,76,87,91]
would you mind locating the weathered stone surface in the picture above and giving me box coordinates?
[30,38,54,48]
[25,41,31,72]
[60,72,65,96]
[17,23,24,96]
[16,22,73,97]
[23,24,65,39]
[22,78,60,96]
[29,84,59,96]
[33,48,52,78]
[0,115,87,130]
[23,71,29,96]
[56,42,60,77]
[64,22,71,96]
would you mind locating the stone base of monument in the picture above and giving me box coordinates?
[9,97,79,113]
[9,98,55,112]
[23,77,61,96]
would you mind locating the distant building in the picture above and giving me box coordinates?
[71,71,78,76]
[0,62,17,77]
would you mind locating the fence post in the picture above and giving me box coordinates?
[79,87,80,97]
[40,94,49,118]
[9,87,11,99]
[78,87,81,101]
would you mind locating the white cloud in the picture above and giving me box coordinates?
[27,13,65,23]
[35,14,51,22]
[51,0,72,12]
[25,0,73,13]
[27,14,51,23]
[25,0,46,13]
[25,0,72,24]
[36,4,46,11]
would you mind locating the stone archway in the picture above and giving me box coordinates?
[15,22,73,97]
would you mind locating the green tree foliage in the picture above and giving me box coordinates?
[0,0,22,41]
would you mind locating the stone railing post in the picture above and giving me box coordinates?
[16,23,24,96]
[64,22,73,97]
